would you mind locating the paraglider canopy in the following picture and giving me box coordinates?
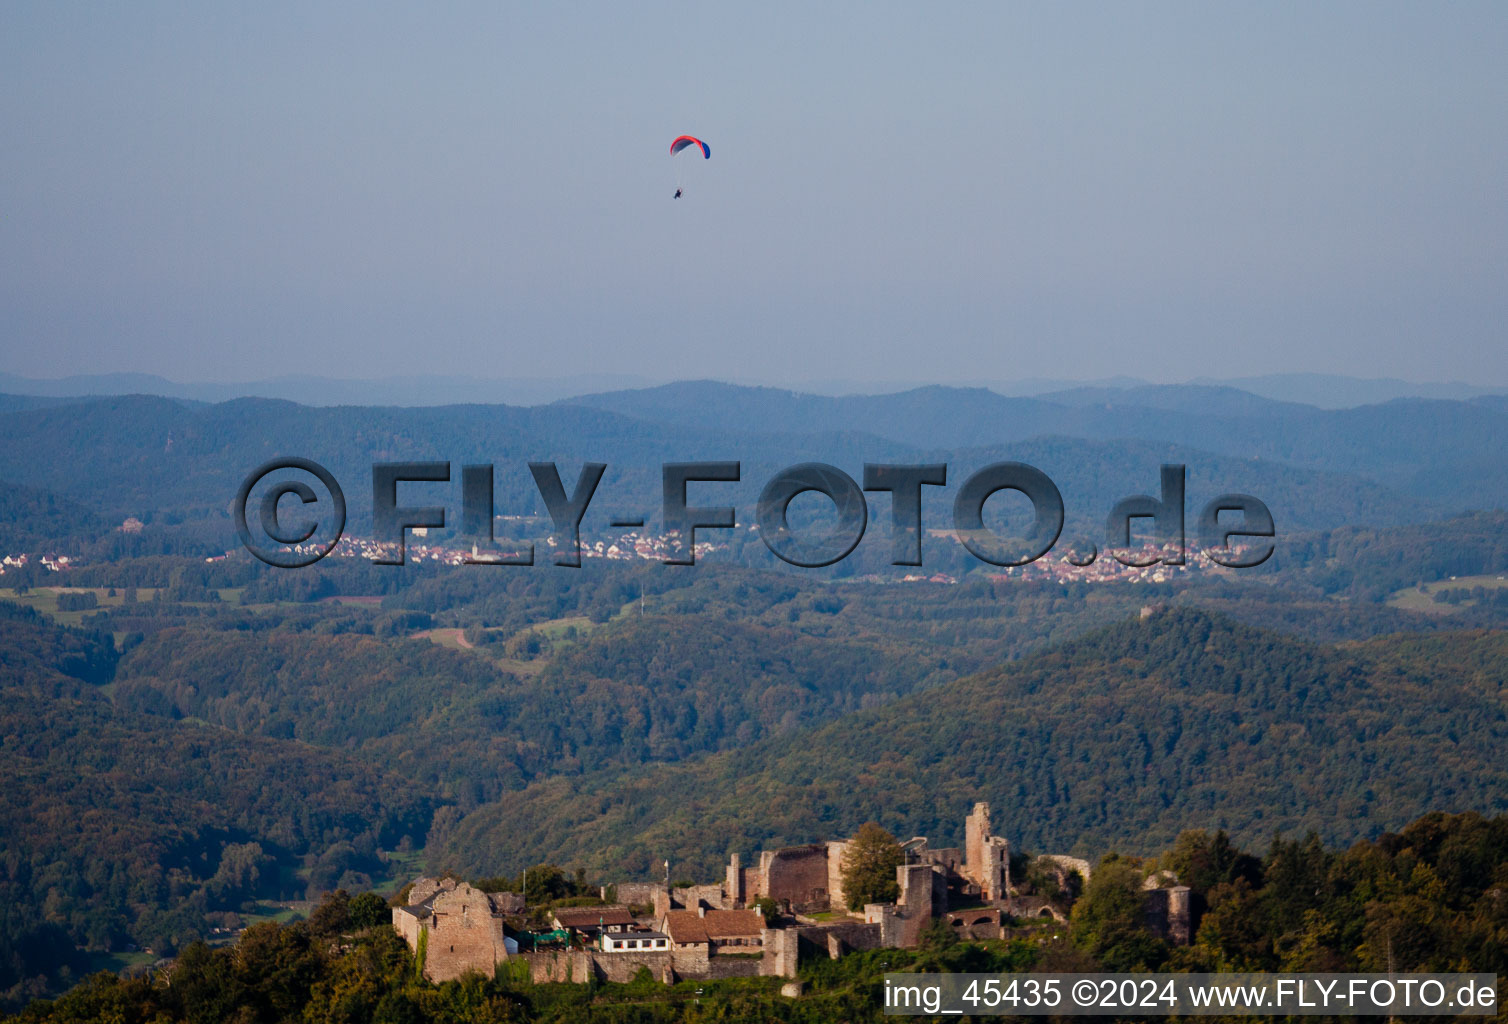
[670,135,711,159]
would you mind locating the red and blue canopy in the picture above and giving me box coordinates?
[670,135,711,159]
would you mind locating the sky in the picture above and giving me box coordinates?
[2,2,1505,389]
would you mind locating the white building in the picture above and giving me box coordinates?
[601,930,670,952]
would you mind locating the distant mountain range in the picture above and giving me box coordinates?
[1193,373,1508,409]
[1,370,1503,409]
[0,387,1493,541]
[553,381,1508,512]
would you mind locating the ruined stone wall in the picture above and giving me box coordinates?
[1144,886,1192,945]
[919,847,964,873]
[671,943,710,977]
[673,884,726,911]
[422,884,508,982]
[726,853,743,905]
[490,892,525,915]
[422,925,502,982]
[896,911,927,948]
[522,950,678,984]
[523,950,593,984]
[704,958,762,980]
[825,840,850,912]
[595,951,678,984]
[739,867,762,903]
[962,804,1010,899]
[864,903,903,947]
[392,908,423,949]
[964,803,991,891]
[893,864,944,947]
[898,863,943,918]
[609,882,663,906]
[761,926,800,978]
[987,837,1010,899]
[1039,855,1093,887]
[407,876,455,906]
[798,921,884,957]
[761,845,833,909]
[946,908,1004,940]
[1000,895,1066,924]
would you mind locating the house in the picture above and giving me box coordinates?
[660,908,765,953]
[550,905,638,942]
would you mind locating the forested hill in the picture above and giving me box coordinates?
[0,604,437,1004]
[435,608,1508,879]
[108,614,952,802]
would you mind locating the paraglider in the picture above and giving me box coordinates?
[670,135,711,159]
[670,135,709,197]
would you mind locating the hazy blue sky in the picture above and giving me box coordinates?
[2,2,1505,388]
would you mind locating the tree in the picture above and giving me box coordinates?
[1166,829,1261,893]
[918,917,959,950]
[842,822,904,911]
[349,892,389,929]
[753,896,780,925]
[1070,856,1166,970]
[308,890,352,937]
[170,942,242,1024]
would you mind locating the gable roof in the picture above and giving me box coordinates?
[551,905,636,930]
[662,909,764,944]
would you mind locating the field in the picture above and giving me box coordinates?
[0,586,161,626]
[1387,573,1508,614]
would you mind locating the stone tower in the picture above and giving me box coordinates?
[964,802,1010,901]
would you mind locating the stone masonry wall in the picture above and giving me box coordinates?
[673,884,726,911]
[825,840,850,911]
[704,958,762,980]
[797,921,884,957]
[421,884,508,982]
[761,845,833,909]
[522,950,679,984]
[609,882,663,906]
[392,907,423,949]
[1144,886,1192,945]
[762,926,800,978]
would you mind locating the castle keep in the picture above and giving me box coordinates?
[391,879,520,983]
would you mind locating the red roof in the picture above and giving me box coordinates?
[551,905,636,930]
[663,909,764,944]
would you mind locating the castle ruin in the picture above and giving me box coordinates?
[392,801,1190,984]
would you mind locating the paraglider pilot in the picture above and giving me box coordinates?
[669,136,707,200]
